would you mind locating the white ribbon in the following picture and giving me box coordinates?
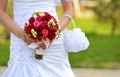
[28,38,50,55]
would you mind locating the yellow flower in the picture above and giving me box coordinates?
[48,19,55,26]
[38,12,45,17]
[31,29,37,38]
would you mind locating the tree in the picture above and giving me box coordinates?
[73,0,81,18]
[92,0,120,35]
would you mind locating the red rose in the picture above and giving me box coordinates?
[48,32,56,40]
[37,30,42,41]
[38,21,48,30]
[37,37,42,41]
[49,26,57,32]
[29,17,35,24]
[40,21,47,26]
[41,12,53,21]
[24,25,32,34]
[29,23,37,29]
[36,16,41,21]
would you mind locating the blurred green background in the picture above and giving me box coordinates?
[0,0,120,69]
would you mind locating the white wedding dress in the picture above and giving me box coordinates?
[1,0,75,77]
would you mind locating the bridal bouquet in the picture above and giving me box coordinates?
[24,12,60,59]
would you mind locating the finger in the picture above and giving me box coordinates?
[25,40,31,45]
[42,46,46,50]
[27,37,36,43]
[37,42,45,47]
[39,45,46,49]
[35,46,46,50]
[35,43,45,49]
[35,47,41,50]
[36,42,43,44]
[37,43,43,46]
[25,38,35,45]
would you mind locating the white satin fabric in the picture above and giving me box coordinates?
[1,0,75,77]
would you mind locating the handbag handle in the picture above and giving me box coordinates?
[63,13,76,29]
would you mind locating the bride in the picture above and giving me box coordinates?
[0,0,75,77]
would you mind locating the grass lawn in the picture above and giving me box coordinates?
[0,35,120,69]
[0,41,10,66]
[69,35,120,69]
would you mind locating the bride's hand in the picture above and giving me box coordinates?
[36,40,53,50]
[22,34,36,45]
[24,37,36,45]
[22,32,53,50]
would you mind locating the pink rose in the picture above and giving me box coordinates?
[34,20,40,28]
[42,29,49,36]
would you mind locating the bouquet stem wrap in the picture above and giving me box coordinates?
[28,38,50,59]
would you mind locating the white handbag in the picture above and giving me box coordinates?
[63,14,90,52]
